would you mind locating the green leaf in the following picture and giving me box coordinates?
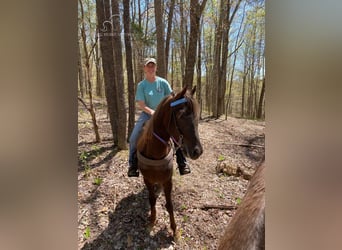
[236,197,242,205]
[84,227,90,239]
[218,155,225,161]
[93,177,103,185]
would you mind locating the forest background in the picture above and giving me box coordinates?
[78,0,265,149]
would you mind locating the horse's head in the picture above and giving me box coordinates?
[168,86,203,160]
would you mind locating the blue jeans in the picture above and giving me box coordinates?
[128,112,151,167]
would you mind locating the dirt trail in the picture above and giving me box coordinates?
[78,106,265,249]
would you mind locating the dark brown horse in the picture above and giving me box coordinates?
[136,86,203,239]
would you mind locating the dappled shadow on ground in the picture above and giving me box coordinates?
[78,145,118,172]
[243,134,265,162]
[81,188,174,250]
[78,138,114,147]
[78,114,265,249]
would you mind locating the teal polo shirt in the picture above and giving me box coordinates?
[135,77,172,110]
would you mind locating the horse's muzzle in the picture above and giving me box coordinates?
[189,145,203,160]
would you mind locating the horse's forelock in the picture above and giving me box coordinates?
[170,89,200,120]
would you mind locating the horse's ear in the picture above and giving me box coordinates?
[174,85,188,99]
[191,85,196,96]
[180,85,188,96]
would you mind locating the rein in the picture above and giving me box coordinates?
[152,132,168,145]
[169,97,188,150]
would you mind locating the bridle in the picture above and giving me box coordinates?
[152,97,190,152]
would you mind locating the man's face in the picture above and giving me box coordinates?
[144,63,157,75]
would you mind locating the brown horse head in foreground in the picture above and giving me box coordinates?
[136,85,203,239]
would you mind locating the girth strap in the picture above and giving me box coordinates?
[137,148,174,166]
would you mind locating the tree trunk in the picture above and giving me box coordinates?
[171,46,174,89]
[134,0,148,82]
[227,2,246,116]
[111,0,127,150]
[241,46,249,118]
[144,0,149,42]
[78,97,101,141]
[217,0,230,117]
[165,0,176,76]
[80,0,101,142]
[197,20,203,119]
[78,38,85,98]
[256,77,265,119]
[204,29,213,115]
[254,21,264,118]
[138,0,141,26]
[123,0,135,141]
[182,0,207,89]
[154,0,166,78]
[212,0,242,118]
[211,0,224,118]
[96,0,119,145]
[179,0,186,79]
[249,14,258,118]
[95,40,104,97]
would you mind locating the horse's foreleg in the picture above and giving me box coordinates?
[164,180,178,239]
[144,178,157,230]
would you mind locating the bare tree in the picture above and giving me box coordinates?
[96,0,119,145]
[203,25,214,115]
[123,0,135,140]
[212,0,242,118]
[182,0,207,88]
[226,1,246,118]
[79,0,101,142]
[196,19,203,119]
[78,38,85,98]
[179,0,186,79]
[111,0,127,149]
[241,46,249,118]
[154,0,166,78]
[165,0,176,75]
[94,39,104,97]
[256,77,265,119]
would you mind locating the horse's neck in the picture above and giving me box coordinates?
[143,119,171,160]
[143,138,170,160]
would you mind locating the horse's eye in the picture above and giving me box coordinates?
[176,110,185,119]
[178,110,192,120]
